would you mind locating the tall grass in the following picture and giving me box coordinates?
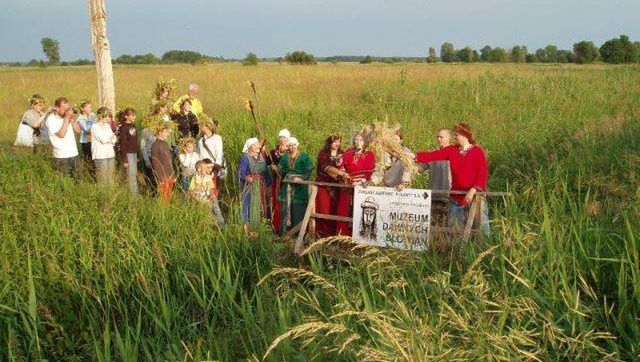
[0,63,639,360]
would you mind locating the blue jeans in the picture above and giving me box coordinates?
[125,153,138,195]
[180,174,192,193]
[448,200,490,236]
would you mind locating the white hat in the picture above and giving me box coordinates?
[242,137,260,153]
[278,129,291,138]
[287,137,299,146]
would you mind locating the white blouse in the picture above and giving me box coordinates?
[90,122,116,160]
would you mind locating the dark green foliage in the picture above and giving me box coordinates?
[490,47,508,62]
[360,55,374,64]
[456,47,475,63]
[161,50,204,64]
[510,45,528,63]
[426,47,438,63]
[242,52,259,66]
[284,50,317,65]
[480,46,493,62]
[557,50,574,63]
[440,42,456,62]
[573,41,599,64]
[600,35,639,64]
[40,37,60,64]
[115,53,160,65]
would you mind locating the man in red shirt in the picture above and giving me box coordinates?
[416,123,489,235]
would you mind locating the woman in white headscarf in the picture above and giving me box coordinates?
[238,137,272,238]
[277,137,314,236]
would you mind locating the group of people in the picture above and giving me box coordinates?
[13,80,490,240]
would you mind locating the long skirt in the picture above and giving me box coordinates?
[242,179,267,229]
[279,200,308,236]
[270,180,282,234]
[315,186,338,237]
[335,188,354,236]
[14,124,35,147]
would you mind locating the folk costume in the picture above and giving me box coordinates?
[239,138,272,230]
[277,138,314,236]
[335,147,376,236]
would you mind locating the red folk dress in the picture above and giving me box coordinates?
[415,145,488,206]
[336,148,376,236]
[315,148,344,237]
[267,146,288,234]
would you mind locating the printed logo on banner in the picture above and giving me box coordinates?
[352,186,432,251]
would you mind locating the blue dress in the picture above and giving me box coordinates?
[238,154,272,226]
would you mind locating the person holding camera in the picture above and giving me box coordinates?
[45,97,81,177]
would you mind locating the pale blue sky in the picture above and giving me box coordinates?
[1,0,638,61]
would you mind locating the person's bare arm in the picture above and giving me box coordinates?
[54,119,70,138]
[71,117,82,134]
[32,114,45,128]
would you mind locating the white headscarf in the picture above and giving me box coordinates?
[242,137,260,153]
[287,137,299,146]
[278,129,291,138]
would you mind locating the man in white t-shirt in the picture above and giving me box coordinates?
[46,97,81,177]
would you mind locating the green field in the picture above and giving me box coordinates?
[0,63,639,360]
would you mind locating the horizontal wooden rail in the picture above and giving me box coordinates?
[283,179,511,197]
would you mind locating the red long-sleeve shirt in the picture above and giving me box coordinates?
[416,145,488,206]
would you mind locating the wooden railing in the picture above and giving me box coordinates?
[281,179,510,255]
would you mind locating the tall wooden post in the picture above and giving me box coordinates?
[88,0,116,112]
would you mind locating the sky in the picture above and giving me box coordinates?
[1,0,639,62]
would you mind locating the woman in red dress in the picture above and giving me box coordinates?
[267,129,290,234]
[315,133,347,237]
[336,133,376,236]
[415,123,489,235]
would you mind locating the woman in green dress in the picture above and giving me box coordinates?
[277,137,314,236]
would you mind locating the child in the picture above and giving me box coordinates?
[178,138,199,192]
[77,99,96,163]
[189,159,225,228]
[197,115,226,180]
[141,101,171,193]
[91,107,117,186]
[118,108,139,195]
[151,125,175,202]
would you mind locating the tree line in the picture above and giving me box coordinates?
[3,35,639,67]
[433,35,640,64]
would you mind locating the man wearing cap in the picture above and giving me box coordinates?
[277,137,314,236]
[173,83,203,116]
[46,97,81,177]
[267,129,290,234]
[415,123,489,235]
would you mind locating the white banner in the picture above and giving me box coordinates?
[352,186,432,251]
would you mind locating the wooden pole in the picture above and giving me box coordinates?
[88,0,116,112]
[475,196,485,245]
[463,198,479,242]
[294,185,318,255]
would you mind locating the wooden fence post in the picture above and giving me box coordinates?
[463,197,478,242]
[293,185,318,255]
